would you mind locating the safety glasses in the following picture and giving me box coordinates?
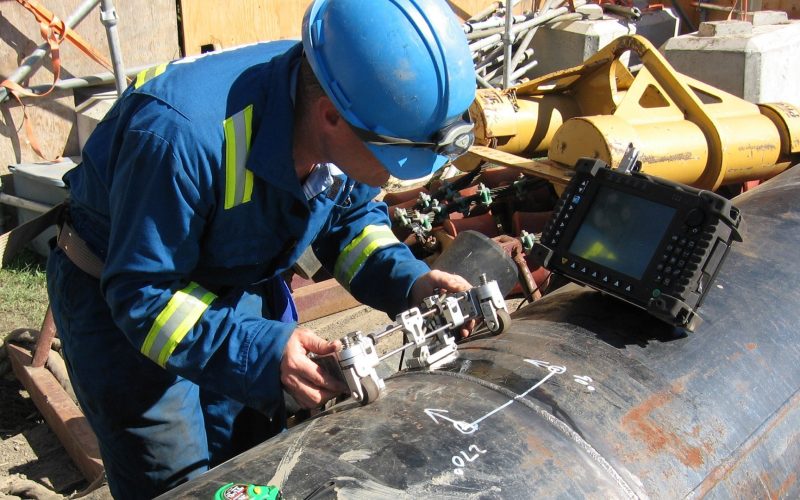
[349,113,475,161]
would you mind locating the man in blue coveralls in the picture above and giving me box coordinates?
[46,0,478,497]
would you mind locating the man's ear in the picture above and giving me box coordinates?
[317,96,343,132]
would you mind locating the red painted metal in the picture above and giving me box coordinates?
[442,212,499,237]
[382,186,428,206]
[477,166,523,187]
[512,211,553,235]
[492,234,550,300]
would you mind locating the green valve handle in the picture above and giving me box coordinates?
[478,183,492,206]
[520,230,536,254]
[214,483,281,500]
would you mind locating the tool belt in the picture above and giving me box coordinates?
[56,219,104,279]
[0,201,104,278]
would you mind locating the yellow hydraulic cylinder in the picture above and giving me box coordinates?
[468,90,580,156]
[759,102,800,156]
[455,90,579,171]
[463,35,799,190]
[550,115,710,186]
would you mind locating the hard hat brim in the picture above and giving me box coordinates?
[366,143,449,181]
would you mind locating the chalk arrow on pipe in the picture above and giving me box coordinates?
[425,359,566,434]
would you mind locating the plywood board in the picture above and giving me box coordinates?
[180,0,309,55]
[180,0,538,56]
[0,0,180,172]
[0,90,78,170]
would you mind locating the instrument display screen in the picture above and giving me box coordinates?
[567,186,677,280]
[531,158,742,331]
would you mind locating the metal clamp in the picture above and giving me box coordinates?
[313,276,511,405]
[315,332,385,404]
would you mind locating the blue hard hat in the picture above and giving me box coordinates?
[302,0,477,180]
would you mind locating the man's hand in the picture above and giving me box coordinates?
[280,327,348,409]
[410,270,475,338]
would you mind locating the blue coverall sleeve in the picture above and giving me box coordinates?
[101,126,291,413]
[312,180,430,317]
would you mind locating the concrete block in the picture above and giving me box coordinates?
[663,20,800,104]
[606,2,679,52]
[8,158,79,257]
[745,10,789,26]
[528,17,632,79]
[75,91,117,152]
[575,4,604,20]
[698,20,752,37]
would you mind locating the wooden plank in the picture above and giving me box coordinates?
[679,0,800,24]
[7,343,104,484]
[294,279,361,324]
[465,146,573,185]
[0,0,180,171]
[449,0,538,19]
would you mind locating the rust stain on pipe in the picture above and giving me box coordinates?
[621,383,706,469]
[761,471,797,500]
[689,388,800,497]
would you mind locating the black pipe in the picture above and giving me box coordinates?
[163,166,800,498]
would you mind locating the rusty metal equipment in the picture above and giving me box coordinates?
[6,308,104,484]
[460,34,800,190]
[385,164,557,299]
[161,162,800,499]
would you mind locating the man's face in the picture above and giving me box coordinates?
[331,126,392,187]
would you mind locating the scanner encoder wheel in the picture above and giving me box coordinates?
[488,309,512,335]
[360,377,382,405]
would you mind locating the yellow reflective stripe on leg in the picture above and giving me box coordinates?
[223,105,254,209]
[334,225,399,285]
[134,63,167,89]
[140,282,217,367]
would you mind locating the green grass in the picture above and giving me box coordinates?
[0,249,49,336]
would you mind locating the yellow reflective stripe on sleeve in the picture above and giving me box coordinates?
[223,105,254,209]
[140,282,217,368]
[134,63,167,89]
[334,225,400,285]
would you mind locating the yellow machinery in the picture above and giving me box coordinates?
[460,35,800,190]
